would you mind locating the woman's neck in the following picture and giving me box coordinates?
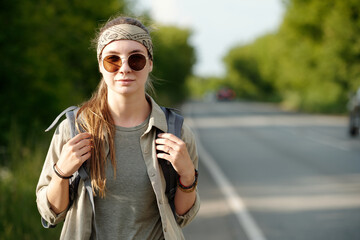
[107,92,151,127]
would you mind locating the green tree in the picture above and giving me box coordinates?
[276,0,360,112]
[0,2,198,238]
[150,25,196,106]
[223,34,278,101]
[222,0,360,113]
[0,1,128,238]
[0,0,127,146]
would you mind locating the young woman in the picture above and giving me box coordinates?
[36,16,200,239]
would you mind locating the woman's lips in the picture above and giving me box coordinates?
[115,79,134,85]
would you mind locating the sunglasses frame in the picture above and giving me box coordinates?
[102,53,149,73]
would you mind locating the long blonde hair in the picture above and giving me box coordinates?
[77,16,153,198]
[77,79,113,198]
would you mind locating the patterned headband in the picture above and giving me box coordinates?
[97,24,153,60]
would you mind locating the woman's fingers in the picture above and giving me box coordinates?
[155,134,182,151]
[76,139,92,152]
[155,133,186,162]
[156,144,173,154]
[156,152,172,161]
[157,133,181,144]
[156,133,194,177]
[57,132,93,176]
[80,151,91,162]
[78,145,92,158]
[68,132,92,145]
[68,132,92,155]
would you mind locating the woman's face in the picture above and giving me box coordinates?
[99,40,153,97]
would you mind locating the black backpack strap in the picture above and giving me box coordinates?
[162,107,183,138]
[158,107,184,217]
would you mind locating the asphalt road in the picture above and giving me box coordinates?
[181,100,360,240]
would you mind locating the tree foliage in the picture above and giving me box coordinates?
[223,34,279,101]
[0,0,128,145]
[222,0,360,112]
[0,1,197,239]
[0,1,196,146]
[150,25,195,106]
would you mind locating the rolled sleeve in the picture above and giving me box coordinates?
[175,191,200,227]
[37,186,68,227]
[36,120,70,227]
[175,123,201,228]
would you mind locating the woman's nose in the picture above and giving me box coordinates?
[118,58,131,73]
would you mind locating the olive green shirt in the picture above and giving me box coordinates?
[36,96,200,240]
[91,117,163,239]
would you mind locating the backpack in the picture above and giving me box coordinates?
[42,105,183,228]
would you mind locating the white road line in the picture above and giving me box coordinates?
[188,117,267,240]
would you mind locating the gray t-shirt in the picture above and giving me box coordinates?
[91,118,164,240]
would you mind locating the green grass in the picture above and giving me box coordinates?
[0,131,62,239]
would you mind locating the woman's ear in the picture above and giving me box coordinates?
[98,61,103,74]
[98,55,103,73]
[149,59,153,72]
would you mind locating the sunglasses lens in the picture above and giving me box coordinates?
[128,54,147,71]
[103,54,147,72]
[103,55,121,72]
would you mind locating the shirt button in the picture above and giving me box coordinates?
[150,172,156,177]
[164,227,167,232]
[159,199,163,204]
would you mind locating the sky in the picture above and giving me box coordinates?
[134,0,285,77]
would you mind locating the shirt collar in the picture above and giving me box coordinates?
[102,94,166,156]
[145,95,167,134]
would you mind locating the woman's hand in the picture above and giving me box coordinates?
[156,132,197,215]
[47,132,92,213]
[56,132,93,177]
[155,133,195,185]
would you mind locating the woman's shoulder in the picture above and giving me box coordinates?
[54,118,72,142]
[181,121,196,142]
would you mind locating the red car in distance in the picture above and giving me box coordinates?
[216,87,236,101]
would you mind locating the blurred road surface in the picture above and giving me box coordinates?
[181,100,360,240]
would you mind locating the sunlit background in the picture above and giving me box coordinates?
[134,0,285,76]
[1,0,359,239]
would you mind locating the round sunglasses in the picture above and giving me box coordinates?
[102,53,149,73]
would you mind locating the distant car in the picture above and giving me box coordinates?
[348,87,360,136]
[216,87,236,101]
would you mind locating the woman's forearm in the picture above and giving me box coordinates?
[174,189,196,216]
[45,132,92,214]
[174,174,197,216]
[46,175,70,214]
